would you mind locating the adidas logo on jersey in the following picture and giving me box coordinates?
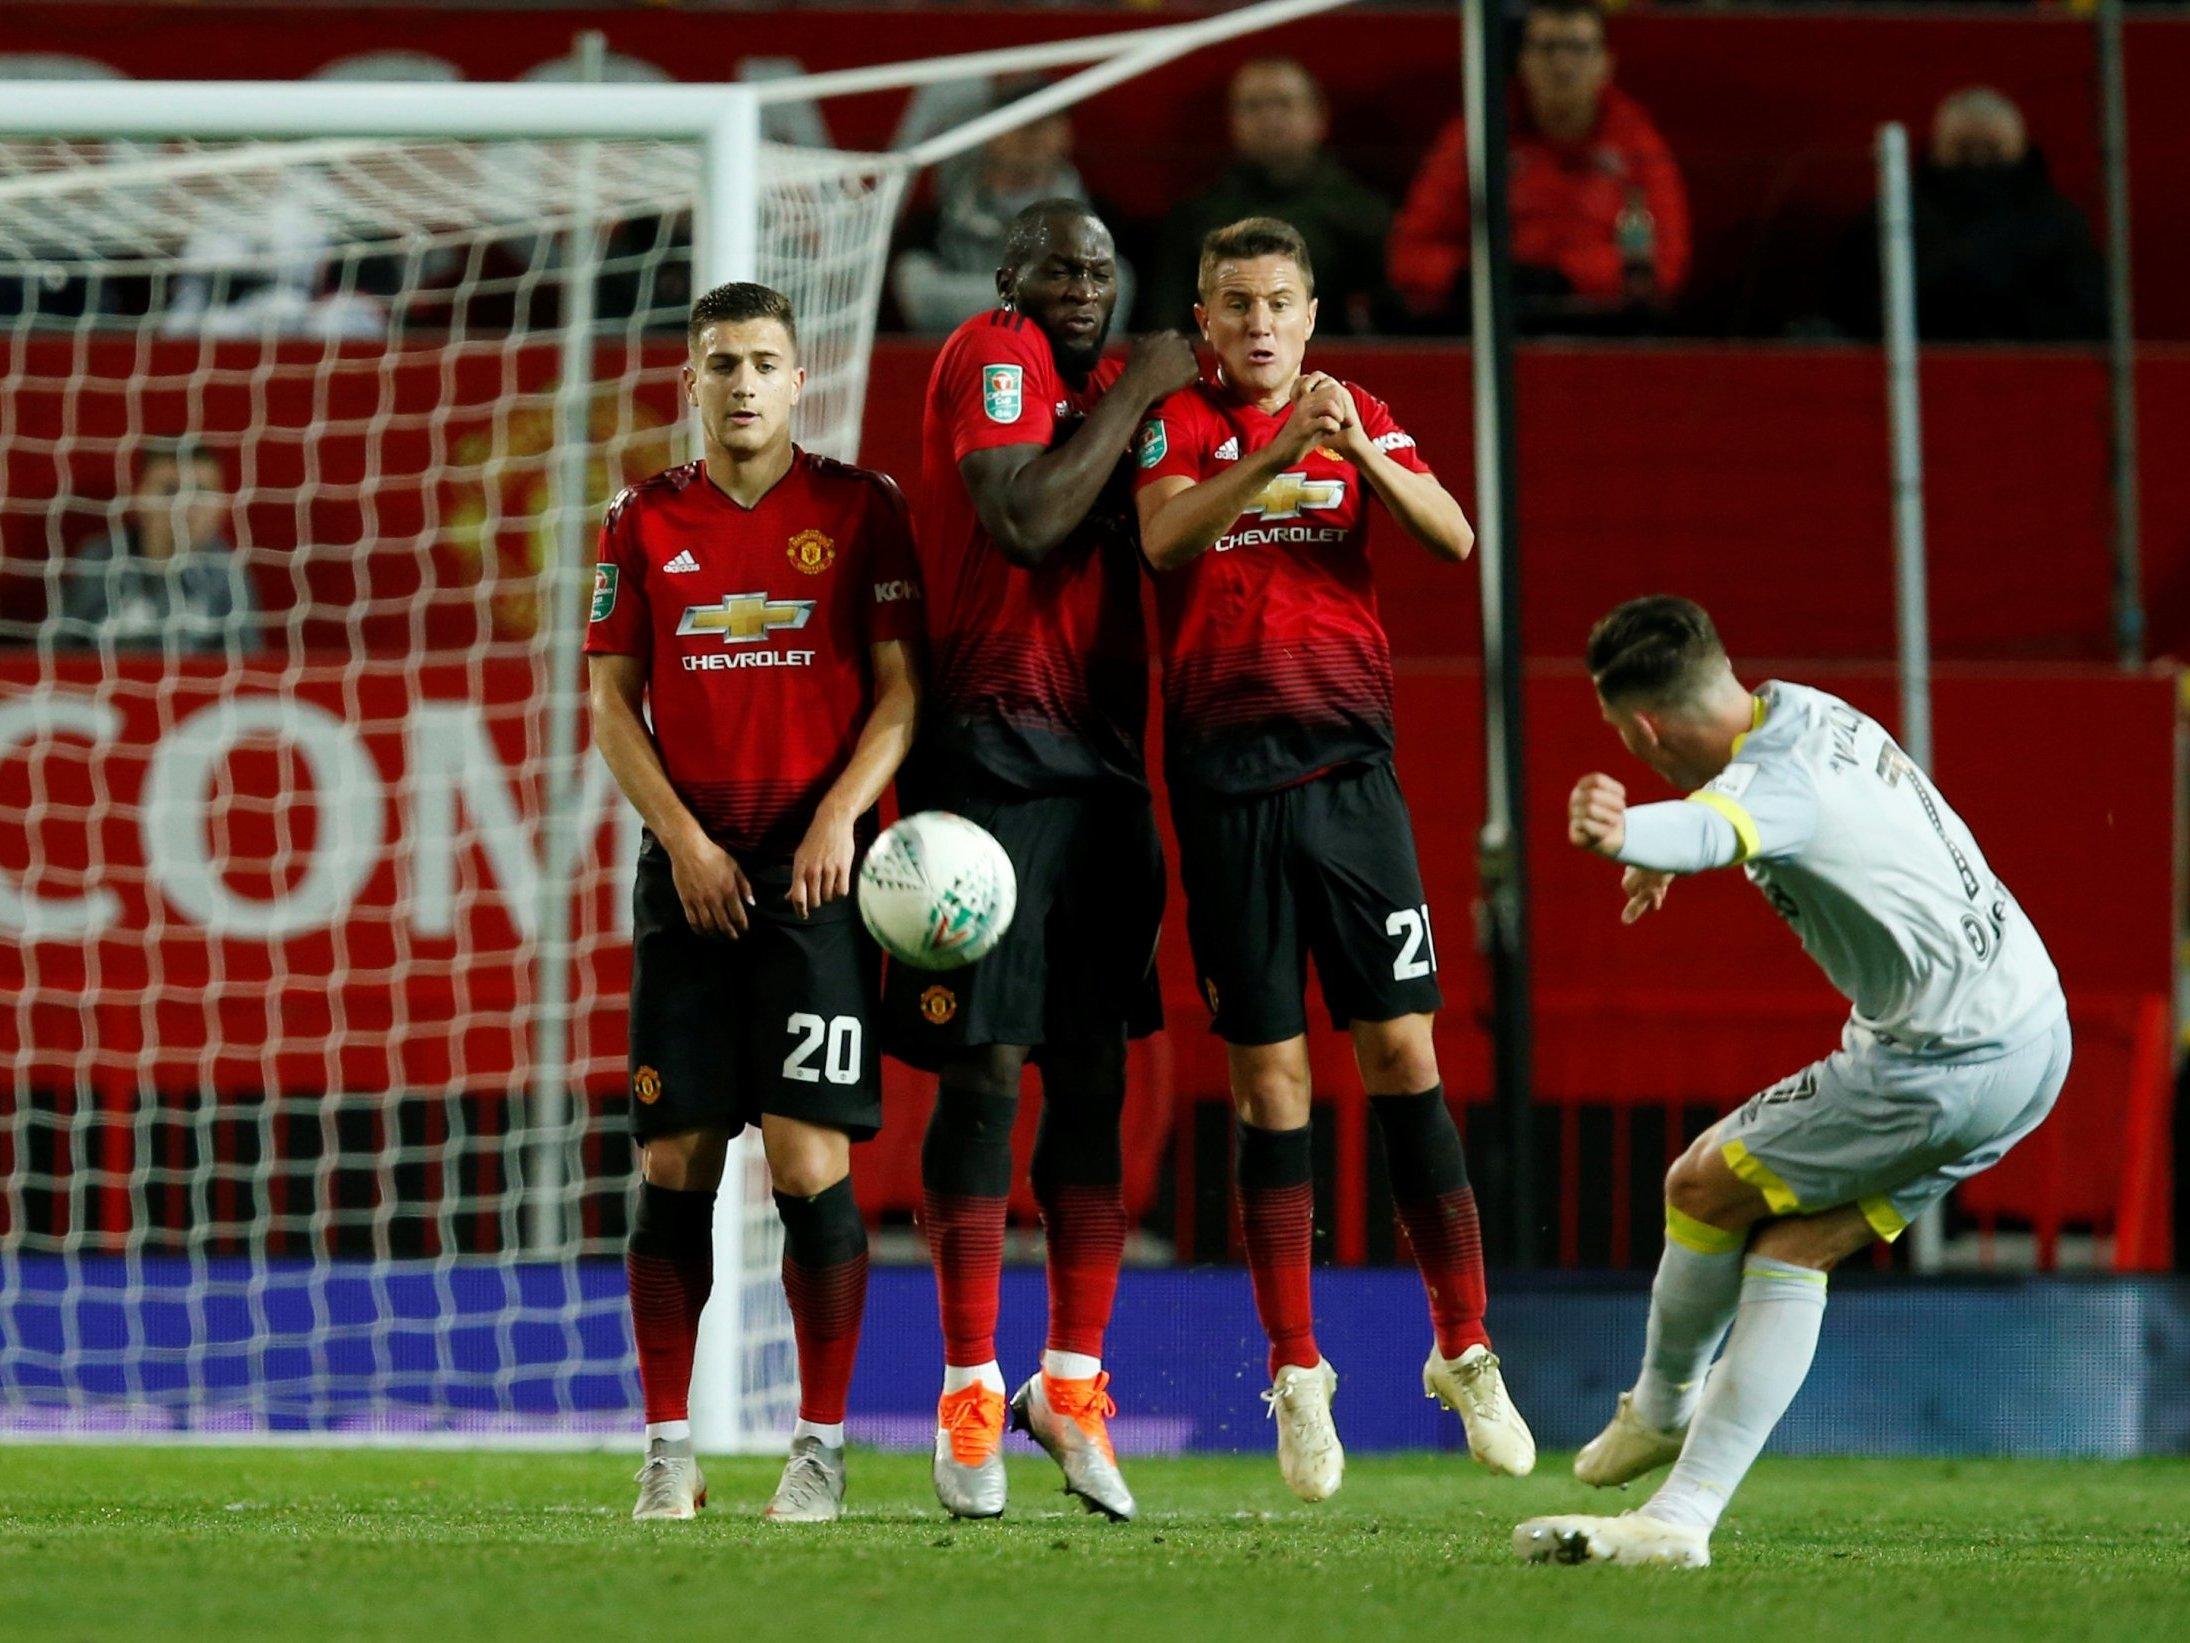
[1213,436,1240,461]
[663,549,701,574]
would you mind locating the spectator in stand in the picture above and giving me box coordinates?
[1388,0,1689,334]
[1823,87,2106,344]
[51,442,258,657]
[1148,59,1392,333]
[891,77,1134,334]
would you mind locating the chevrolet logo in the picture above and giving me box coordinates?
[1248,471,1346,521]
[676,592,817,644]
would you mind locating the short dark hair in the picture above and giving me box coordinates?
[1586,595,1727,705]
[687,281,797,352]
[1001,198,1104,275]
[1196,216,1316,300]
[1526,0,1607,28]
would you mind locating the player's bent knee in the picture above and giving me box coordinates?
[1228,1043,1312,1130]
[1663,1139,1757,1232]
[1349,1018,1439,1096]
[761,1117,851,1198]
[641,1127,732,1193]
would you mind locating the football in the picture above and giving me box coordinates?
[857,810,1018,970]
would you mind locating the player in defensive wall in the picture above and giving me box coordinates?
[883,199,1199,1522]
[1133,216,1536,1500]
[1522,595,2071,1568]
[586,282,924,1525]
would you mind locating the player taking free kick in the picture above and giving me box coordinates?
[884,200,1199,1522]
[1518,596,2070,1568]
[587,282,923,1525]
[1133,217,1535,1501]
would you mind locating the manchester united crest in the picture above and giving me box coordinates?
[633,1065,662,1105]
[919,985,958,1025]
[787,529,837,575]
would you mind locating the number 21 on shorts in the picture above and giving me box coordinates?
[1387,904,1437,980]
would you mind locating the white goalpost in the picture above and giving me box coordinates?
[0,0,1352,1448]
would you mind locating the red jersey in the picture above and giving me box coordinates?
[913,308,1147,795]
[1133,377,1432,795]
[583,451,921,860]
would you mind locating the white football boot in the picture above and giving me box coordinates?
[932,1381,1009,1520]
[1574,1391,1688,1488]
[631,1440,707,1521]
[764,1434,847,1524]
[1513,1511,1710,1568]
[1263,1359,1344,1503]
[1423,1345,1537,1477]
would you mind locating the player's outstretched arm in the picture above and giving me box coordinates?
[961,330,1198,567]
[1568,772,1741,879]
[1137,380,1345,570]
[588,653,754,938]
[1315,376,1473,563]
[789,638,921,918]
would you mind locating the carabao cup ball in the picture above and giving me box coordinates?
[858,810,1017,971]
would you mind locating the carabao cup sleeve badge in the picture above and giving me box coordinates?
[1135,419,1167,469]
[590,563,618,621]
[982,364,1024,423]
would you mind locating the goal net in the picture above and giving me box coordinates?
[0,131,905,1444]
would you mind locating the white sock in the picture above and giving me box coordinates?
[1631,1211,1746,1433]
[1642,1256,1828,1535]
[644,1419,693,1449]
[942,1360,1005,1395]
[793,1418,845,1447]
[1042,1350,1102,1381]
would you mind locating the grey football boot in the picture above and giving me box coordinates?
[631,1439,706,1521]
[932,1382,1008,1519]
[1011,1371,1136,1522]
[764,1434,848,1523]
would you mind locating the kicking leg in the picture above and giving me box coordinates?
[920,1043,1025,1518]
[1356,1013,1533,1476]
[763,1115,861,1523]
[1638,1205,1870,1536]
[1577,1126,1765,1487]
[1014,1035,1136,1519]
[628,1127,727,1521]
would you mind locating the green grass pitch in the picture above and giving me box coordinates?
[1,1447,2181,1641]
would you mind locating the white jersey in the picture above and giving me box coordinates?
[1687,680,2063,1058]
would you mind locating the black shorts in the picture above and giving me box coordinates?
[1173,760,1443,1045]
[625,836,882,1144]
[882,784,1165,1068]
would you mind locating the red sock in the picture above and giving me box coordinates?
[1395,1186,1490,1358]
[784,1248,869,1424]
[921,1187,1008,1366]
[1237,1122,1319,1377]
[777,1180,869,1427]
[626,1183,714,1425]
[1036,1181,1127,1360]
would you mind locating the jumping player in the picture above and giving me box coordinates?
[1518,595,2070,1567]
[587,282,922,1525]
[885,199,1198,1521]
[1133,217,1535,1500]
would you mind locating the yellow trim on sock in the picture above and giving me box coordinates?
[1859,1194,1910,1242]
[1720,1138,1803,1214]
[1743,1261,1828,1286]
[1686,790,1761,863]
[1665,1204,1744,1255]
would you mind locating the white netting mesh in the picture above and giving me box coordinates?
[0,132,906,1443]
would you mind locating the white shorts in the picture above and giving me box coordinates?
[1715,1010,2073,1241]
